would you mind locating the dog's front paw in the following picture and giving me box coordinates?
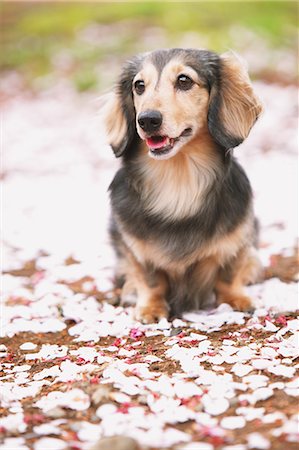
[135,297,169,324]
[218,293,255,313]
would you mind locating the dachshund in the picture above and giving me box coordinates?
[102,48,263,323]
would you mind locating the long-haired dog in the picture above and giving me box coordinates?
[102,48,263,323]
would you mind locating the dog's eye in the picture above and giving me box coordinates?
[134,80,145,95]
[176,74,194,91]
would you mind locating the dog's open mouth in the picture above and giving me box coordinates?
[145,128,192,158]
[146,136,174,154]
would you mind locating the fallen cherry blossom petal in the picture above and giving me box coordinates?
[33,365,61,381]
[0,438,29,450]
[231,363,253,377]
[268,364,296,378]
[264,320,279,332]
[202,395,230,416]
[0,413,27,433]
[247,432,271,449]
[70,346,99,362]
[243,375,269,389]
[12,364,31,373]
[25,344,68,361]
[34,438,67,450]
[179,442,214,450]
[220,416,246,429]
[36,388,90,411]
[261,412,287,423]
[19,342,37,350]
[252,387,274,402]
[236,406,265,421]
[251,359,275,370]
[33,422,62,435]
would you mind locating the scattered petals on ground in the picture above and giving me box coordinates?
[1,82,298,449]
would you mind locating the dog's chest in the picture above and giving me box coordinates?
[139,150,218,221]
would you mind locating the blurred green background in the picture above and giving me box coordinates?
[1,1,298,94]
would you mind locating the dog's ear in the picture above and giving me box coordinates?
[101,91,133,157]
[208,52,263,150]
[101,57,143,157]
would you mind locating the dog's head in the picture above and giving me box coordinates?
[103,49,262,160]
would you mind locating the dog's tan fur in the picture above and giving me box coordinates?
[213,53,262,142]
[216,247,262,311]
[102,93,128,149]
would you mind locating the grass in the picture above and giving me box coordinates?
[8,2,297,38]
[1,1,298,91]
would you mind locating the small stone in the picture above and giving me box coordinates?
[170,327,183,336]
[45,407,66,418]
[91,385,112,405]
[105,295,120,306]
[89,436,139,450]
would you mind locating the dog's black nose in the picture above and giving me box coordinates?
[138,110,162,133]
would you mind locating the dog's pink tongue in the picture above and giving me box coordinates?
[146,136,169,149]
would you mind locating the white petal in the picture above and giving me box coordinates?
[236,407,265,421]
[34,438,66,450]
[252,387,274,402]
[202,395,230,416]
[264,320,279,332]
[221,416,246,429]
[231,363,253,377]
[251,359,275,370]
[268,365,296,378]
[247,432,270,449]
[19,342,37,350]
[179,443,214,450]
